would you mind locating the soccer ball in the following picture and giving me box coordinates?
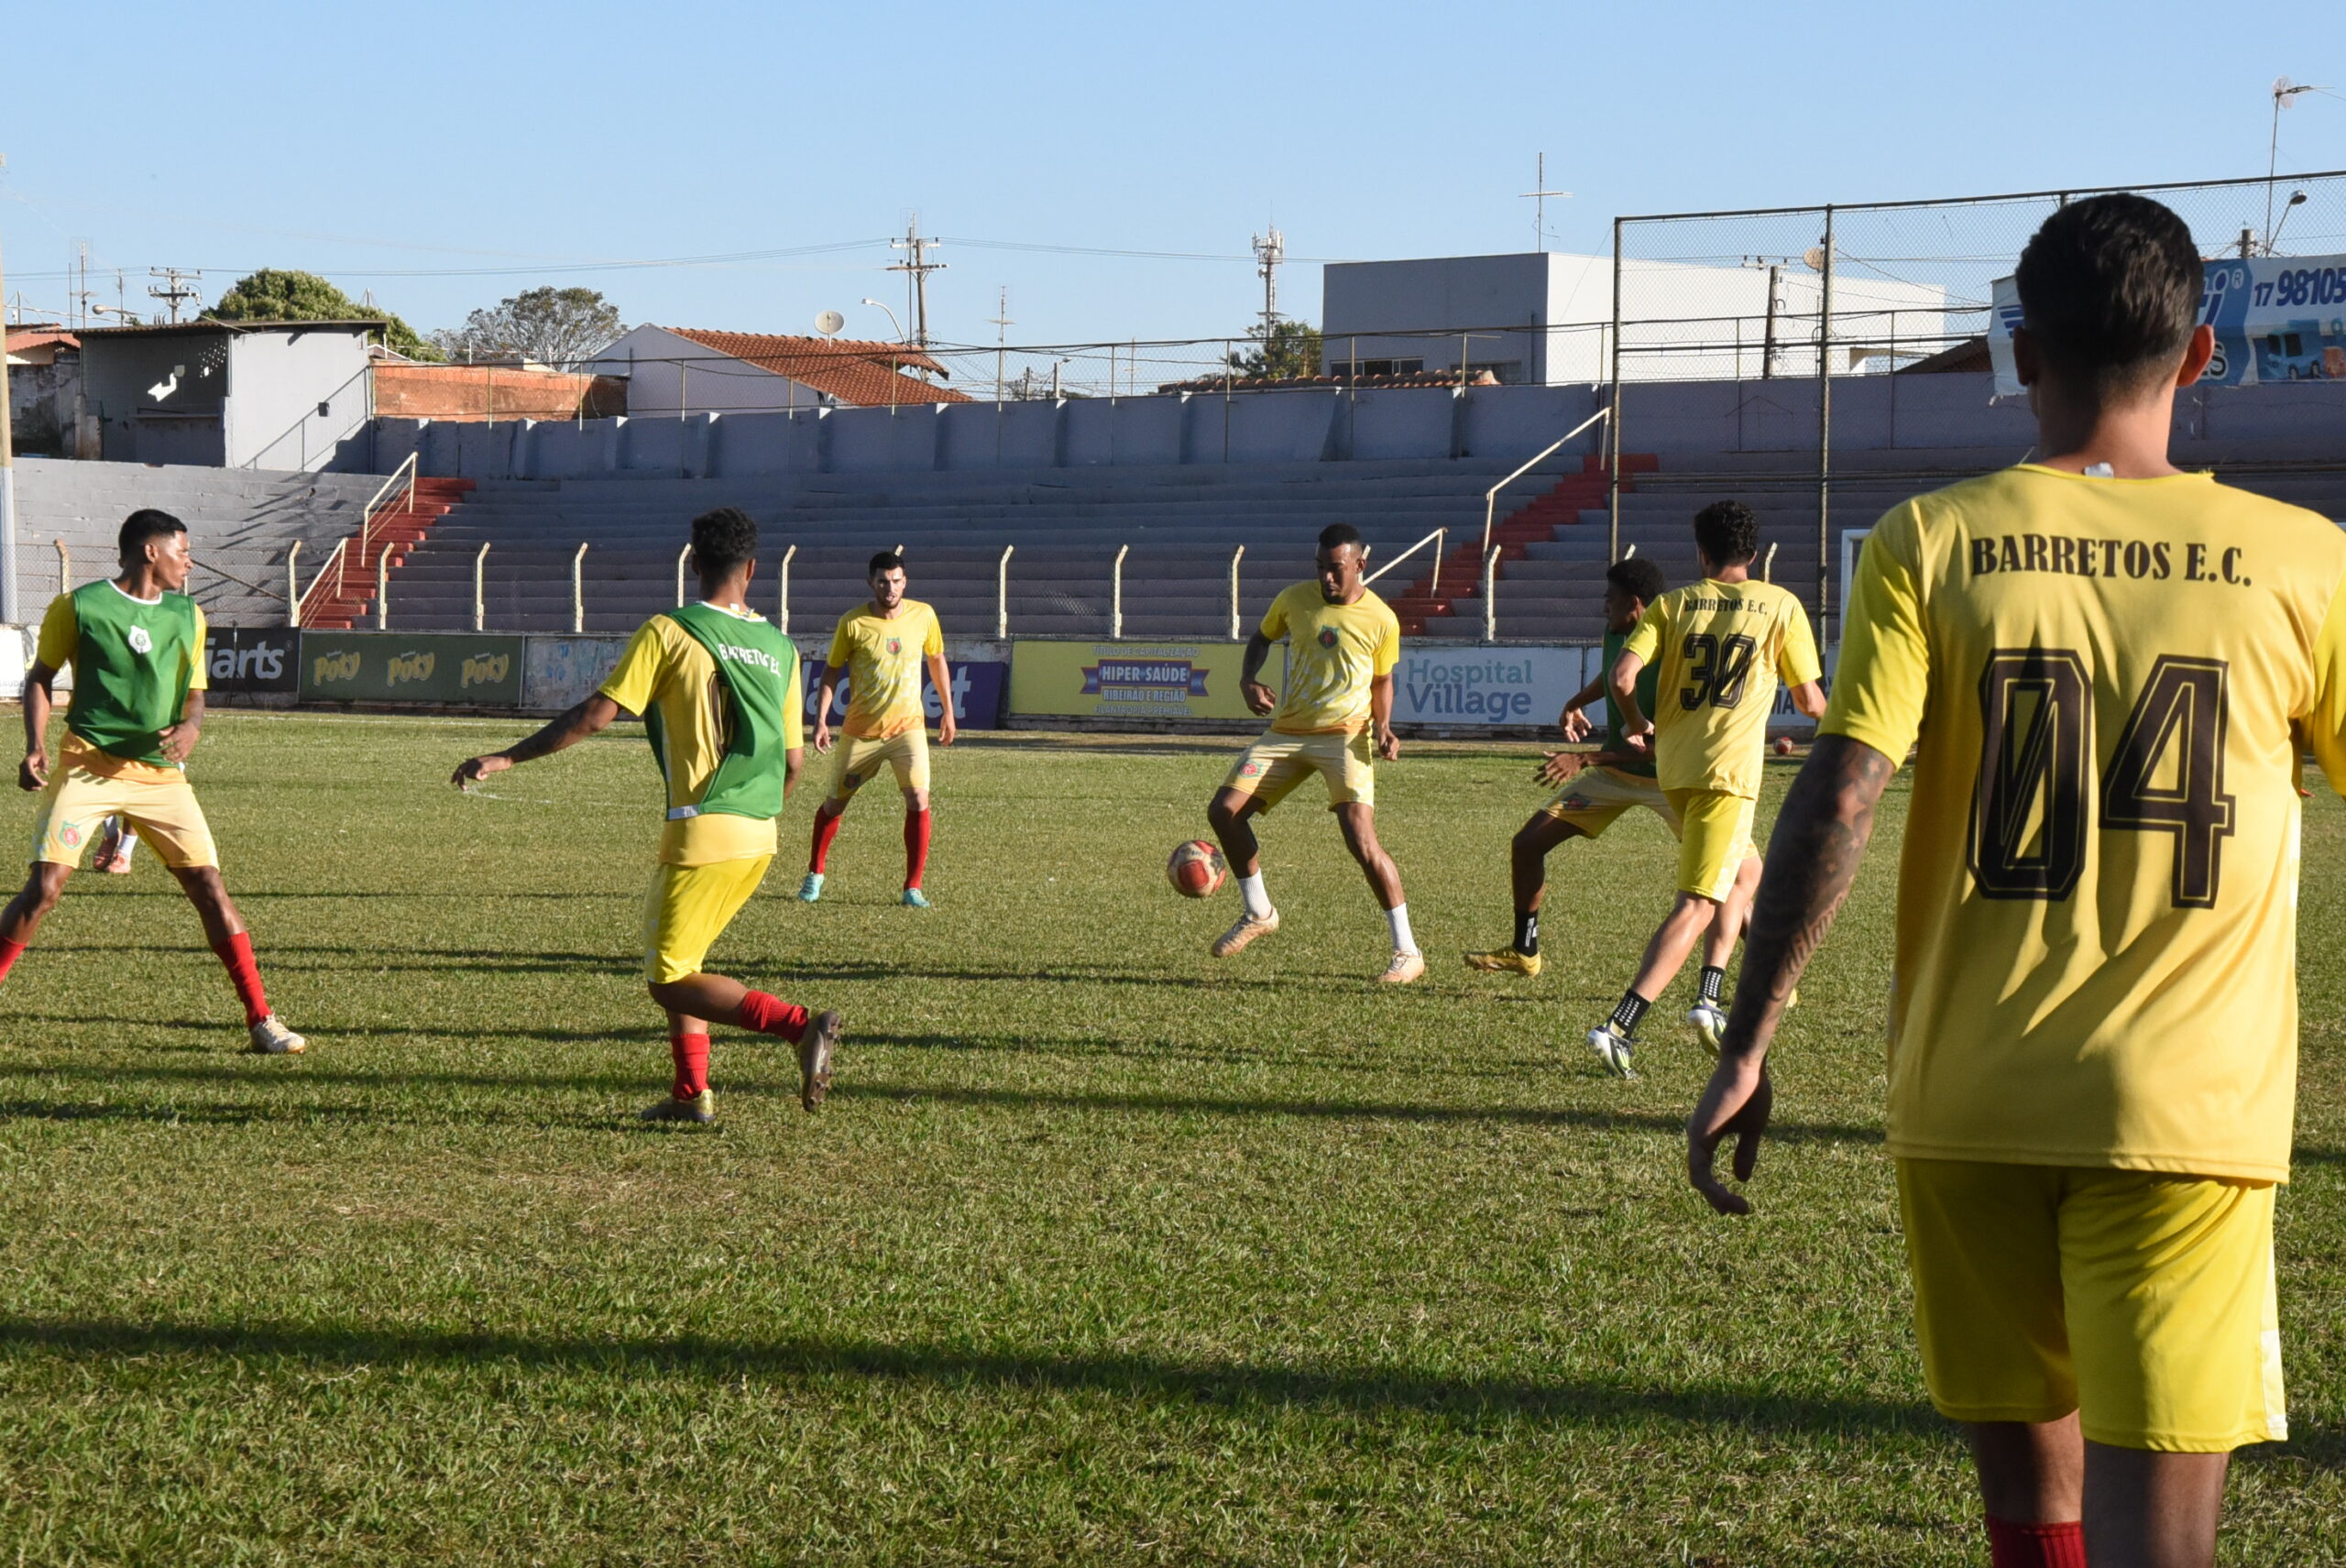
[1166,839,1227,899]
[1773,735,1796,756]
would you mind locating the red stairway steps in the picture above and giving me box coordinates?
[301,476,475,629]
[1386,455,1656,634]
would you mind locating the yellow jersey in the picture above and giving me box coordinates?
[600,606,803,865]
[827,600,942,740]
[1621,576,1819,797]
[1824,465,2346,1181]
[1260,582,1401,735]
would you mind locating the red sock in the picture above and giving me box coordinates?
[0,938,25,987]
[1986,1516,2086,1568]
[669,1033,711,1099]
[211,931,270,1026]
[736,990,809,1042]
[904,806,931,890]
[809,805,843,874]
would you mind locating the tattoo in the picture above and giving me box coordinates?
[1720,735,1895,1060]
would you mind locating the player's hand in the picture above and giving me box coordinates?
[452,753,511,790]
[1624,719,1655,757]
[1374,722,1400,762]
[1558,707,1592,742]
[1687,1050,1773,1216]
[937,713,958,747]
[813,722,834,754]
[17,750,47,792]
[1241,680,1277,717]
[158,722,199,765]
[1537,749,1587,788]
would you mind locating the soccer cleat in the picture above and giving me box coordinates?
[640,1089,716,1124]
[797,872,825,903]
[900,888,930,908]
[247,1015,306,1055]
[1210,909,1280,958]
[92,820,136,874]
[1379,949,1426,985]
[1688,1003,1727,1056]
[1463,948,1542,978]
[798,1010,841,1112]
[1586,1023,1639,1080]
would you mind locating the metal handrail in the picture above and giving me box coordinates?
[1761,542,1779,583]
[346,452,420,607]
[572,543,589,633]
[296,537,348,627]
[376,551,389,630]
[1362,526,1446,598]
[1481,545,1502,643]
[995,544,1014,640]
[473,543,492,631]
[1227,544,1244,641]
[1480,407,1611,557]
[52,541,69,595]
[674,541,692,607]
[1111,543,1129,639]
[777,544,796,631]
[284,542,301,626]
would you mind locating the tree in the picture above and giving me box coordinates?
[206,269,438,359]
[431,288,625,368]
[1225,319,1322,379]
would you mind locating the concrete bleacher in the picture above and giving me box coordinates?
[10,458,391,624]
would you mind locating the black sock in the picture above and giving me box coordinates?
[1513,910,1540,956]
[1607,990,1650,1036]
[1699,966,1726,1007]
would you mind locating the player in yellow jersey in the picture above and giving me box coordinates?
[801,551,954,907]
[1586,501,1825,1076]
[1685,196,2333,1568]
[454,509,840,1125]
[1204,523,1420,983]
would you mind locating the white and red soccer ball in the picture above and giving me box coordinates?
[1166,839,1227,898]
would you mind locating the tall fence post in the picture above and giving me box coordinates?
[995,544,1014,641]
[1227,544,1244,641]
[1481,544,1500,644]
[675,541,691,608]
[777,543,796,631]
[284,542,301,628]
[572,543,589,634]
[376,549,389,630]
[1111,543,1129,639]
[474,542,491,632]
[1816,203,1835,644]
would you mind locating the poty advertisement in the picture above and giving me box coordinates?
[299,632,527,706]
[1991,252,2346,393]
[1010,641,1275,721]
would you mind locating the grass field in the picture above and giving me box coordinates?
[0,710,2338,1566]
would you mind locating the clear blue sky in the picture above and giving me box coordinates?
[5,0,2341,370]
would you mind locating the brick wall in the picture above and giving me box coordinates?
[373,365,625,422]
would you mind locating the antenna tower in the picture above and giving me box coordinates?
[1252,226,1285,339]
[989,287,1014,401]
[887,215,947,349]
[1519,153,1573,252]
[147,267,203,323]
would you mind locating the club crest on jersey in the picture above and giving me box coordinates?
[1238,761,1266,777]
[1317,628,1339,649]
[886,637,903,656]
[127,626,153,655]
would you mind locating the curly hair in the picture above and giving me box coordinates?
[1692,500,1760,569]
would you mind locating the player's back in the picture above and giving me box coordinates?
[1636,576,1816,796]
[1826,464,2346,1179]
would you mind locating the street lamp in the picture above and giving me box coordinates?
[2269,190,2310,255]
[860,298,907,342]
[2267,78,2327,251]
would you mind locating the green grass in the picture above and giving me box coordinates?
[0,710,2338,1565]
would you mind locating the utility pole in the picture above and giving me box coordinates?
[989,287,1014,402]
[71,241,93,330]
[887,215,946,349]
[147,267,203,323]
[1252,226,1285,342]
[1519,153,1572,252]
[1,158,18,625]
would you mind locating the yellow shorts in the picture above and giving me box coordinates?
[1221,729,1374,812]
[31,755,217,870]
[1896,1159,2286,1453]
[830,729,929,800]
[1539,764,1681,839]
[1664,787,1757,901]
[641,854,772,984]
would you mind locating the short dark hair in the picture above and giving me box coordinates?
[689,508,758,577]
[1692,500,1760,567]
[868,550,905,578]
[1605,556,1666,606]
[1317,522,1363,554]
[2013,193,2201,396]
[118,509,186,563]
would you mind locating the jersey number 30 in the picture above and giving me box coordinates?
[1968,649,2235,908]
[1679,633,1757,710]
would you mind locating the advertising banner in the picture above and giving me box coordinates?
[1390,645,1595,728]
[1991,253,2346,393]
[802,658,1009,729]
[300,631,527,706]
[204,627,299,694]
[524,636,627,712]
[1009,641,1273,721]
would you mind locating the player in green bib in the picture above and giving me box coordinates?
[452,508,840,1125]
[1463,557,1678,981]
[3,509,305,1053]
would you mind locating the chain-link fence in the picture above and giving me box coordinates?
[1607,169,2346,635]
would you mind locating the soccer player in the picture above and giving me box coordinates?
[3,509,304,1054]
[800,551,955,907]
[1686,195,2326,1568]
[453,508,839,1125]
[1205,521,1421,983]
[1584,501,1825,1076]
[1464,556,1671,977]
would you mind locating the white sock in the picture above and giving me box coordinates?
[1387,903,1418,954]
[1238,872,1272,918]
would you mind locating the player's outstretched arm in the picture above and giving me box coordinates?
[1607,650,1652,752]
[1370,673,1398,762]
[452,694,621,787]
[18,661,58,791]
[158,689,205,766]
[926,652,957,746]
[1789,679,1829,719]
[1688,734,1893,1216]
[1238,632,1277,716]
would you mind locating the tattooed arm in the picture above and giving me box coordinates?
[1687,734,1896,1215]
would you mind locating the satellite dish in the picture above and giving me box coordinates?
[815,310,846,336]
[1802,245,1828,272]
[2275,75,2297,97]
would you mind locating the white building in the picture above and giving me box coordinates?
[1321,252,1949,385]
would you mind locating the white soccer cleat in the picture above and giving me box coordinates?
[1688,1003,1727,1057]
[1586,1023,1638,1080]
[1209,909,1279,958]
[1378,949,1426,985]
[247,1015,306,1056]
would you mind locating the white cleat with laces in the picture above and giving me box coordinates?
[1378,949,1426,984]
[1210,909,1280,957]
[247,1015,307,1055]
